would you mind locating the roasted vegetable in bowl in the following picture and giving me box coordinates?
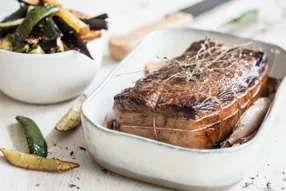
[0,0,108,59]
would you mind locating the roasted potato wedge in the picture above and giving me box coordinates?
[0,148,79,172]
[53,5,90,35]
[55,95,86,131]
[69,9,90,19]
[41,0,58,4]
[45,0,89,35]
[80,30,101,41]
[0,34,13,50]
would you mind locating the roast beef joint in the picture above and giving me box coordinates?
[113,38,269,149]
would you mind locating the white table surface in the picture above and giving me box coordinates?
[1,0,286,190]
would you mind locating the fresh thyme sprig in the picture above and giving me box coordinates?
[163,38,254,82]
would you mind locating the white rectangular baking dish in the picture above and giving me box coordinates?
[81,28,286,191]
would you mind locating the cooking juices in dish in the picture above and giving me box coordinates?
[0,0,107,59]
[112,38,270,149]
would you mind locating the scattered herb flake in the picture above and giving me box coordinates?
[70,151,74,156]
[283,172,285,175]
[66,147,68,150]
[53,144,57,146]
[157,38,252,83]
[283,178,286,181]
[266,182,271,190]
[77,187,80,189]
[69,183,77,188]
[35,184,40,187]
[77,177,80,180]
[101,168,108,175]
[243,182,253,188]
[79,146,86,151]
[250,177,255,180]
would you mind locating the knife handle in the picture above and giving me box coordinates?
[109,12,193,61]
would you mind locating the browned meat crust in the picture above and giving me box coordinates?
[113,39,268,149]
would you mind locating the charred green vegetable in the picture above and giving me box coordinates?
[1,6,27,22]
[13,4,59,49]
[13,43,29,53]
[81,13,108,30]
[28,45,44,54]
[0,18,24,27]
[0,6,27,37]
[53,16,92,59]
[16,116,48,157]
[35,17,62,39]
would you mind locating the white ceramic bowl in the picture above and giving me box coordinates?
[0,37,103,104]
[81,29,286,191]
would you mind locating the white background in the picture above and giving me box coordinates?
[1,0,286,190]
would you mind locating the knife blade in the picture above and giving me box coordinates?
[181,0,233,17]
[109,0,233,61]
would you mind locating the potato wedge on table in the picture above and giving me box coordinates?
[0,148,79,172]
[56,95,86,131]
